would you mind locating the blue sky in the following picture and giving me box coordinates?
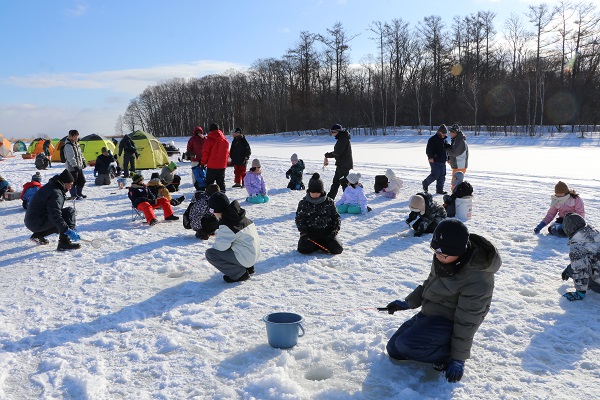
[0,0,556,139]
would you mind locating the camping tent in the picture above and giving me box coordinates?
[51,137,68,162]
[78,134,116,163]
[12,140,27,152]
[26,138,45,155]
[0,134,14,158]
[118,131,169,170]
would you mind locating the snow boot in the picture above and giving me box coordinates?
[223,271,250,283]
[30,233,49,245]
[57,233,81,251]
[165,214,179,221]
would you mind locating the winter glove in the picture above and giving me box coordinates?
[445,359,465,383]
[64,228,81,242]
[533,222,545,234]
[93,170,98,177]
[561,264,573,281]
[563,291,586,301]
[386,300,411,315]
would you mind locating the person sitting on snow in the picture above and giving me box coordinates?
[128,173,179,226]
[160,161,181,192]
[534,181,584,237]
[406,192,447,237]
[183,183,221,239]
[379,168,403,199]
[94,147,115,185]
[244,158,269,203]
[147,172,184,206]
[286,153,305,190]
[336,171,370,214]
[21,172,43,209]
[0,174,15,199]
[560,213,600,301]
[442,172,473,218]
[35,152,51,170]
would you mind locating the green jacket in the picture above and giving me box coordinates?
[405,234,501,361]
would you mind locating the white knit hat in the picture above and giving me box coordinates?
[346,172,361,185]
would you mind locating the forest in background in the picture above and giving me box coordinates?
[115,2,600,137]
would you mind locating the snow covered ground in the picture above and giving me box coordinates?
[1,130,599,399]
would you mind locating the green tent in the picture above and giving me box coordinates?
[12,140,27,152]
[118,131,169,170]
[79,134,116,163]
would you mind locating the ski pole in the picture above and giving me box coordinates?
[307,237,330,253]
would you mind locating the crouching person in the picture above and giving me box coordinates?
[406,192,447,237]
[295,173,343,254]
[24,169,81,251]
[128,173,179,226]
[205,192,261,283]
[385,219,501,383]
[183,183,221,239]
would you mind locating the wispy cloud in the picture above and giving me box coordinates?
[64,0,89,17]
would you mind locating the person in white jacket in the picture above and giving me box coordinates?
[63,129,87,199]
[205,192,261,283]
[335,171,370,214]
[380,168,403,199]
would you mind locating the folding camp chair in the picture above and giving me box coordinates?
[131,205,145,222]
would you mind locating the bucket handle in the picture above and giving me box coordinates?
[298,323,305,337]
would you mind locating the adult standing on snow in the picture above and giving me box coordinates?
[324,123,353,200]
[118,133,139,179]
[385,219,501,383]
[445,124,468,190]
[201,123,230,193]
[24,169,81,251]
[422,125,449,195]
[187,126,206,186]
[63,129,87,200]
[229,127,251,188]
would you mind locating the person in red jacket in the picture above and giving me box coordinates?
[201,123,230,192]
[187,126,206,186]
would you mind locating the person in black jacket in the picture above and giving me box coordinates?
[422,125,449,195]
[128,173,179,226]
[94,147,115,185]
[406,192,447,237]
[118,134,139,178]
[229,128,251,188]
[324,123,353,199]
[24,169,81,251]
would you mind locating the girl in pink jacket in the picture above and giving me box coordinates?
[534,181,585,237]
[244,159,269,204]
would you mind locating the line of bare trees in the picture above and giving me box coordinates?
[116,2,600,137]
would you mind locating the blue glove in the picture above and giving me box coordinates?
[64,228,80,242]
[563,291,586,301]
[386,300,410,315]
[445,359,465,383]
[533,222,545,234]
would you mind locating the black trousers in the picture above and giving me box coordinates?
[327,166,350,200]
[205,168,226,192]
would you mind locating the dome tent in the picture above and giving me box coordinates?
[0,134,14,158]
[78,134,116,164]
[13,140,27,152]
[119,131,169,170]
[51,137,68,162]
[26,138,45,155]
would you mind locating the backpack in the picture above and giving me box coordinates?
[59,142,70,163]
[192,165,207,190]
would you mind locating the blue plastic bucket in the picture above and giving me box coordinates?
[263,312,305,349]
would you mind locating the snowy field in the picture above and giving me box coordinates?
[1,130,600,399]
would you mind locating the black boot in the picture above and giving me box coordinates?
[422,181,428,193]
[57,233,81,251]
[223,271,250,283]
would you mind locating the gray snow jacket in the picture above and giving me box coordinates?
[568,225,600,292]
[405,234,501,361]
[24,175,71,234]
[446,131,469,169]
[63,139,86,172]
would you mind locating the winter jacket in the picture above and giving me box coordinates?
[406,192,447,236]
[63,139,86,172]
[201,129,230,169]
[244,171,267,196]
[213,200,261,268]
[325,130,353,169]
[147,179,172,201]
[286,160,305,189]
[119,135,138,156]
[0,179,11,195]
[541,194,585,226]
[336,184,369,214]
[426,132,448,164]
[384,170,403,196]
[94,154,114,175]
[229,135,251,165]
[24,175,71,234]
[296,193,341,238]
[405,233,502,361]
[128,183,156,209]
[35,153,50,170]
[446,131,469,169]
[187,191,213,231]
[21,181,42,201]
[160,165,176,184]
[568,225,600,292]
[187,134,205,163]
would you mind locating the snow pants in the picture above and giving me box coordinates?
[205,247,247,280]
[137,197,174,223]
[233,164,247,185]
[297,234,343,255]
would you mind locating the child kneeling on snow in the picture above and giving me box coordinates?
[380,168,403,199]
[560,213,600,301]
[442,172,473,218]
[534,181,585,237]
[21,172,43,209]
[205,192,261,283]
[128,173,179,226]
[406,192,447,237]
[183,183,221,239]
[286,153,305,190]
[244,158,269,203]
[336,171,370,214]
[295,173,343,254]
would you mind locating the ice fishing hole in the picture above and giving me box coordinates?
[305,366,334,381]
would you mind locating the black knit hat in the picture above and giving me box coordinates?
[430,219,470,256]
[205,183,220,196]
[209,123,219,132]
[131,173,144,184]
[208,192,230,213]
[58,169,74,184]
[151,172,160,180]
[438,124,448,135]
[330,123,343,131]
[307,173,325,193]
[234,127,242,134]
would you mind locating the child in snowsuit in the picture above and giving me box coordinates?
[21,172,43,209]
[205,192,261,283]
[560,213,600,301]
[534,181,585,237]
[406,192,447,237]
[244,159,269,203]
[147,173,184,206]
[183,183,221,239]
[286,153,305,190]
[295,173,343,254]
[128,173,179,226]
[0,175,15,199]
[336,171,369,214]
[160,161,181,192]
[380,168,403,199]
[442,172,473,217]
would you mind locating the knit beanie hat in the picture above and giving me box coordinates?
[430,219,470,256]
[193,126,204,135]
[451,171,464,188]
[205,183,220,196]
[438,124,448,135]
[132,173,144,184]
[346,171,361,185]
[208,192,230,213]
[59,169,74,184]
[209,123,219,132]
[168,161,177,171]
[409,194,426,215]
[151,172,160,180]
[555,181,569,195]
[32,172,42,182]
[234,127,242,134]
[308,173,324,193]
[251,158,261,168]
[330,123,343,132]
[385,168,396,179]
[449,123,460,133]
[563,213,586,238]
[290,153,298,162]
